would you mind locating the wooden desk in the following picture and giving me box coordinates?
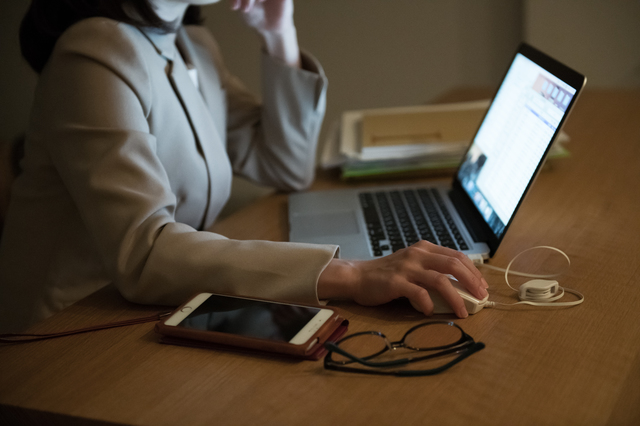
[1,89,639,426]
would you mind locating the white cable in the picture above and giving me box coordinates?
[479,246,585,309]
[479,263,560,279]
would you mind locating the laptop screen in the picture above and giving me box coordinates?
[457,52,578,238]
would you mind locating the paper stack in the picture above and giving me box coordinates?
[321,100,569,179]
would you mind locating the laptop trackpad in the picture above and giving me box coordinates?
[294,211,360,238]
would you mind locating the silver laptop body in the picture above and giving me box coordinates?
[289,43,586,261]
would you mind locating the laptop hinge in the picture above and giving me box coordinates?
[448,188,491,244]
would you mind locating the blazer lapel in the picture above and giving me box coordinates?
[176,28,227,136]
[139,27,232,228]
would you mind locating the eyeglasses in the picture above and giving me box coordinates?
[323,321,485,377]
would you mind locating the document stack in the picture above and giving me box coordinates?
[321,100,569,179]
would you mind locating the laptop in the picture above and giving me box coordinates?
[289,43,586,262]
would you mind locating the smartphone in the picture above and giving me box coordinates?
[156,293,347,358]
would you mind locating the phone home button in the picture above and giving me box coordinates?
[180,306,193,313]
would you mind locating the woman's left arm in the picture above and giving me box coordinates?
[233,0,301,68]
[222,0,327,191]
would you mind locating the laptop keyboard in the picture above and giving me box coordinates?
[359,188,469,257]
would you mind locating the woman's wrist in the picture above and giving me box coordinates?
[317,259,360,301]
[259,25,301,68]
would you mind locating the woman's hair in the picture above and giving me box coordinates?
[20,0,203,73]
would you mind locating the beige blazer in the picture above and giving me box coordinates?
[0,18,338,333]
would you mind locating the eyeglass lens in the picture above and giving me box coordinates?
[331,333,389,363]
[403,322,464,350]
[331,322,466,365]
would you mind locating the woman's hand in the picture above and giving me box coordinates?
[231,0,294,33]
[230,0,300,67]
[317,241,489,318]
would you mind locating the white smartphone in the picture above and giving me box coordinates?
[160,293,337,347]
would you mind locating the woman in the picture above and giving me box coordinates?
[0,0,488,333]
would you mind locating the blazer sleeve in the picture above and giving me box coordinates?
[33,18,337,307]
[199,29,328,191]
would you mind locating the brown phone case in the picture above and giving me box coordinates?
[155,293,349,360]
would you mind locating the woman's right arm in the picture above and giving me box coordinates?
[31,18,335,308]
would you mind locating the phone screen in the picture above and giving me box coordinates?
[176,294,323,343]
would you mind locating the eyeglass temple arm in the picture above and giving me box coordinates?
[324,340,481,369]
[393,342,486,376]
[323,342,396,366]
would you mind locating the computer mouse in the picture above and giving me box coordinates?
[411,278,489,315]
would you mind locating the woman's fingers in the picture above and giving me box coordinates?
[409,241,488,299]
[419,269,468,318]
[318,241,488,319]
[231,0,257,12]
[366,243,486,318]
[391,271,468,318]
[413,241,484,281]
[231,0,273,13]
